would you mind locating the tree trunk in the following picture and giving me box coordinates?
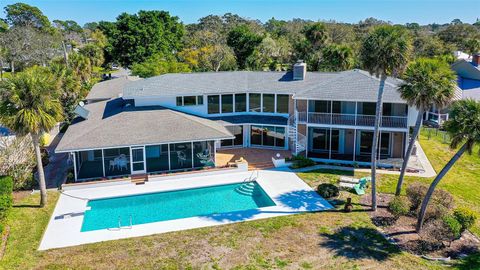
[10,61,14,74]
[62,40,69,67]
[31,133,47,207]
[395,107,424,196]
[370,72,387,211]
[416,143,467,232]
[0,60,3,81]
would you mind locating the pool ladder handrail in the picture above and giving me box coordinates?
[110,215,133,231]
[243,170,258,183]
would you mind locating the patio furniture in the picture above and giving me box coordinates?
[177,151,187,166]
[339,176,371,195]
[109,160,115,171]
[353,177,370,195]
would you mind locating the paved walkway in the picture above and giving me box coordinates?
[293,141,436,178]
[44,134,69,189]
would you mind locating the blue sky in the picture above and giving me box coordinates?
[1,0,479,26]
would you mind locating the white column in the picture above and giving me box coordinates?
[353,129,357,162]
[329,127,332,160]
[72,152,77,182]
[167,144,171,171]
[101,149,105,178]
[191,142,194,168]
[213,141,217,166]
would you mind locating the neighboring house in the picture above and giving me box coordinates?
[56,62,420,182]
[424,53,480,126]
[0,125,15,149]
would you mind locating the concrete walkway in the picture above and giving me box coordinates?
[294,140,436,178]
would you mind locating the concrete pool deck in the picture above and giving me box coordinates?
[39,169,333,250]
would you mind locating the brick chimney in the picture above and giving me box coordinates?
[293,60,307,80]
[473,54,480,67]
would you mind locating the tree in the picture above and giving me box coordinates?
[4,3,51,30]
[395,58,457,196]
[131,53,190,78]
[437,24,480,49]
[360,25,412,210]
[0,66,63,206]
[463,38,480,57]
[417,99,480,232]
[79,43,104,67]
[303,22,328,49]
[227,24,263,69]
[49,61,82,122]
[106,10,184,67]
[247,36,292,71]
[320,44,354,71]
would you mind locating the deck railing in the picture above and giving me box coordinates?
[297,112,408,128]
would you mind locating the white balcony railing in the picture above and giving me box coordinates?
[297,112,408,128]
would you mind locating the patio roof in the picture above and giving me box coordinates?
[56,98,234,153]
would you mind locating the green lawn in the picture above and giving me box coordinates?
[0,128,477,269]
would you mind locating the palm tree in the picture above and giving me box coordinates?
[416,99,480,232]
[0,66,63,207]
[395,58,457,196]
[360,25,412,210]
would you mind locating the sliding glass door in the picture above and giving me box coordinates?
[250,125,286,148]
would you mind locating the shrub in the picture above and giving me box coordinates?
[442,214,462,239]
[406,182,454,220]
[406,182,428,211]
[289,155,315,169]
[317,183,339,198]
[0,176,13,220]
[422,219,457,243]
[454,208,477,232]
[388,196,410,217]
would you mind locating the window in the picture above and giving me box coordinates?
[183,96,197,106]
[360,131,390,156]
[249,93,261,112]
[145,145,169,173]
[176,96,202,106]
[312,128,329,152]
[235,94,246,112]
[250,125,286,148]
[169,142,192,170]
[221,94,233,113]
[207,95,220,114]
[332,101,341,114]
[193,141,214,168]
[176,97,183,106]
[310,100,331,113]
[262,94,275,113]
[221,125,243,147]
[361,102,376,115]
[276,95,289,113]
[383,103,392,116]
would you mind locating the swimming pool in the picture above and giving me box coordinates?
[81,181,276,232]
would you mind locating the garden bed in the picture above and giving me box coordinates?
[361,193,480,259]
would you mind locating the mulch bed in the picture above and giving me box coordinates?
[361,193,480,259]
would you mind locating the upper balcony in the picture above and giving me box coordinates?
[297,112,408,128]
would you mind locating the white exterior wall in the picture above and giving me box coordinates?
[407,106,419,128]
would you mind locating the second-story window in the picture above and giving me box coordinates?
[276,94,289,114]
[235,94,246,112]
[176,95,204,106]
[207,95,220,114]
[249,93,261,112]
[221,94,233,113]
[263,94,275,113]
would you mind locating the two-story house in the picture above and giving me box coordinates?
[56,62,419,181]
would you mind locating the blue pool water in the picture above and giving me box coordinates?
[81,181,276,232]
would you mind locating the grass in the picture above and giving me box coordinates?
[0,192,445,269]
[0,127,477,269]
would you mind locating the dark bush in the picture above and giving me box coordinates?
[388,196,410,217]
[422,219,457,243]
[317,183,339,198]
[289,155,315,169]
[371,216,398,227]
[454,207,477,232]
[442,214,462,239]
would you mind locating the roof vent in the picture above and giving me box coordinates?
[293,60,307,80]
[74,104,90,120]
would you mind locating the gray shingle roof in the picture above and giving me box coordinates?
[123,71,338,98]
[123,69,406,103]
[56,98,234,152]
[86,76,140,102]
[293,70,405,103]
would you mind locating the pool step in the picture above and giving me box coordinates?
[131,174,149,185]
[235,182,256,196]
